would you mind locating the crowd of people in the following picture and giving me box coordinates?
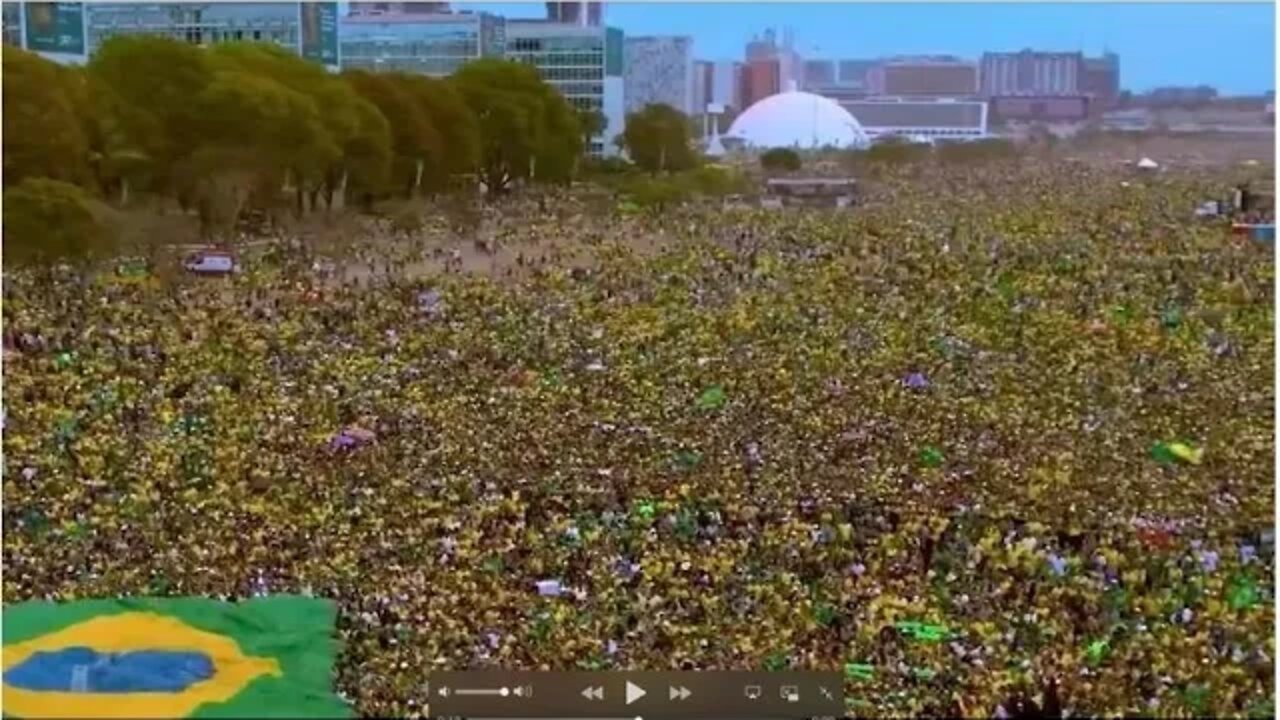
[3,160,1274,718]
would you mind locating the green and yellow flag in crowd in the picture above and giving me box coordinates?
[2,596,350,719]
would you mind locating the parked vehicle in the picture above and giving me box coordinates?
[184,250,239,275]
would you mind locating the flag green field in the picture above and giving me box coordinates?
[2,596,351,719]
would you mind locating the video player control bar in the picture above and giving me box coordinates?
[428,671,843,718]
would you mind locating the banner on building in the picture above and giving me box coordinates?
[23,2,84,55]
[299,2,338,67]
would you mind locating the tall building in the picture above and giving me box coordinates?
[980,50,1084,97]
[1082,52,1121,110]
[624,35,694,115]
[2,2,22,47]
[741,56,782,108]
[869,58,978,97]
[692,60,712,113]
[739,27,802,107]
[692,59,739,130]
[710,60,740,108]
[545,1,602,27]
[83,3,308,56]
[745,28,776,61]
[505,20,623,156]
[340,10,504,76]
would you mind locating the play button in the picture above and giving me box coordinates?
[625,681,646,705]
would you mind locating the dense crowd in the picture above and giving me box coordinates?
[3,162,1274,718]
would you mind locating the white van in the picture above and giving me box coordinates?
[184,251,239,275]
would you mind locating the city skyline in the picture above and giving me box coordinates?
[460,2,1277,95]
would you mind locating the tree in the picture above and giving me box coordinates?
[760,147,802,174]
[77,75,153,206]
[451,59,582,195]
[341,98,394,210]
[88,36,215,200]
[628,176,684,213]
[208,44,385,213]
[575,108,608,153]
[685,165,749,197]
[344,70,441,198]
[532,90,582,186]
[3,179,115,267]
[180,68,334,239]
[620,103,697,174]
[398,74,481,191]
[2,48,91,187]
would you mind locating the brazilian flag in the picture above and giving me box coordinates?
[2,596,351,719]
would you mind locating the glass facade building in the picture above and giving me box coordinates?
[339,11,503,76]
[505,22,605,112]
[504,20,624,156]
[2,2,22,47]
[85,3,300,56]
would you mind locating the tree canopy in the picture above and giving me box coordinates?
[3,48,92,187]
[760,147,803,174]
[450,59,584,193]
[3,178,116,266]
[8,37,593,244]
[620,103,697,174]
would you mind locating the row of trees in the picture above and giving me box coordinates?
[4,36,610,243]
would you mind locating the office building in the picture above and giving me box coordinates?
[841,98,988,141]
[741,56,782,109]
[2,2,21,47]
[693,59,744,115]
[1082,52,1120,109]
[745,28,777,61]
[692,59,740,133]
[742,27,801,94]
[624,35,694,115]
[85,3,303,57]
[545,1,601,27]
[694,59,740,110]
[868,58,978,97]
[505,20,623,156]
[990,95,1090,123]
[980,50,1083,97]
[349,3,451,15]
[340,10,504,76]
[693,60,712,113]
[805,58,876,104]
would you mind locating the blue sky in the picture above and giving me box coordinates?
[459,2,1276,94]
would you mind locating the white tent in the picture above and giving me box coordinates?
[1136,157,1159,170]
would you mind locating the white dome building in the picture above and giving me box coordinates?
[726,90,870,150]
